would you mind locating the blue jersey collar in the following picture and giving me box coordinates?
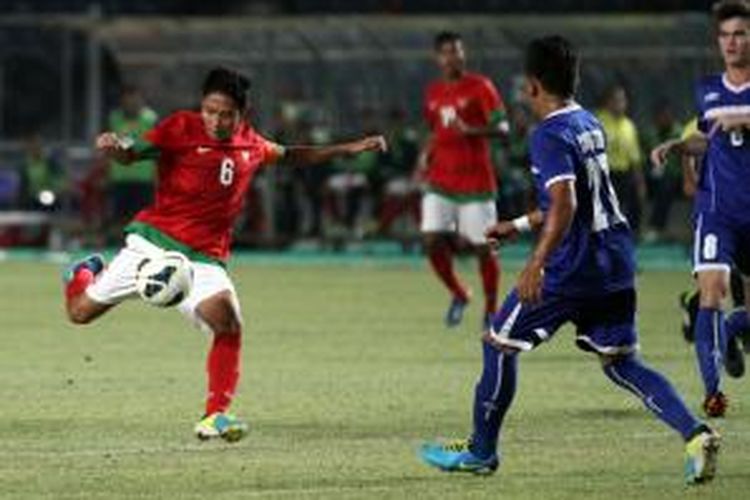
[722,73,750,94]
[543,101,582,122]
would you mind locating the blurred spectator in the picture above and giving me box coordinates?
[679,118,700,198]
[497,104,534,219]
[271,105,304,241]
[325,108,379,235]
[106,85,158,239]
[642,101,684,243]
[597,85,646,237]
[20,132,65,211]
[373,108,421,237]
[299,118,333,238]
[0,132,65,247]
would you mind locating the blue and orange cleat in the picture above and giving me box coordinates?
[63,254,105,284]
[420,439,499,475]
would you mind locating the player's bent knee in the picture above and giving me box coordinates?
[196,293,242,334]
[66,301,95,325]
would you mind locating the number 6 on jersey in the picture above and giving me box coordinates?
[219,157,235,186]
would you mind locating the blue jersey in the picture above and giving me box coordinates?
[695,74,750,221]
[529,103,635,297]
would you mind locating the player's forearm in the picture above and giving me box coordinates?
[512,209,544,232]
[527,210,544,231]
[675,134,708,157]
[529,189,576,266]
[284,145,348,166]
[96,132,141,165]
[284,136,385,166]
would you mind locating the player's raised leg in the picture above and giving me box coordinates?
[601,352,720,484]
[64,254,109,323]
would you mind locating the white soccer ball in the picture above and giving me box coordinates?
[135,251,193,307]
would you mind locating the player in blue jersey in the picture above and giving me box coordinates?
[651,0,750,418]
[419,35,719,485]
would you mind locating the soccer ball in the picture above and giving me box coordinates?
[135,252,193,307]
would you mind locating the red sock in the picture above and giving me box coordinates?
[428,244,469,301]
[65,268,94,301]
[205,332,241,415]
[479,252,500,315]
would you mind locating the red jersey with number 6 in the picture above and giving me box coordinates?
[424,72,504,198]
[130,111,282,261]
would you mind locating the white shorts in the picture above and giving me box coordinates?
[420,192,497,245]
[86,234,241,334]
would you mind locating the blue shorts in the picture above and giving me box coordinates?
[693,211,750,275]
[487,288,638,355]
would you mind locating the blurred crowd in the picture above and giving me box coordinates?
[0,81,695,250]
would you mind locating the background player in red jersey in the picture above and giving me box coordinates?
[62,68,386,442]
[418,31,509,329]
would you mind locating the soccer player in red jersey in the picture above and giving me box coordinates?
[63,68,386,441]
[419,31,509,329]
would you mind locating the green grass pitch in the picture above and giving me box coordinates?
[0,261,748,499]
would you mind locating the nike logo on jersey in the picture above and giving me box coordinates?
[241,151,250,162]
[704,92,720,103]
[196,146,211,154]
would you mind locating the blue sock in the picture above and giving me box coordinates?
[695,308,726,395]
[726,307,750,341]
[470,343,518,459]
[603,354,703,441]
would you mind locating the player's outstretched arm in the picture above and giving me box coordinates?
[484,210,543,247]
[95,132,140,165]
[517,181,576,304]
[284,135,387,166]
[650,134,708,168]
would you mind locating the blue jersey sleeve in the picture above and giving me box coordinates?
[532,129,577,191]
[695,79,709,134]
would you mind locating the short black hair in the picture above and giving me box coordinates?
[202,67,251,111]
[713,0,750,26]
[434,31,462,50]
[524,35,579,99]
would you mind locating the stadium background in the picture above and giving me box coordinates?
[0,0,720,255]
